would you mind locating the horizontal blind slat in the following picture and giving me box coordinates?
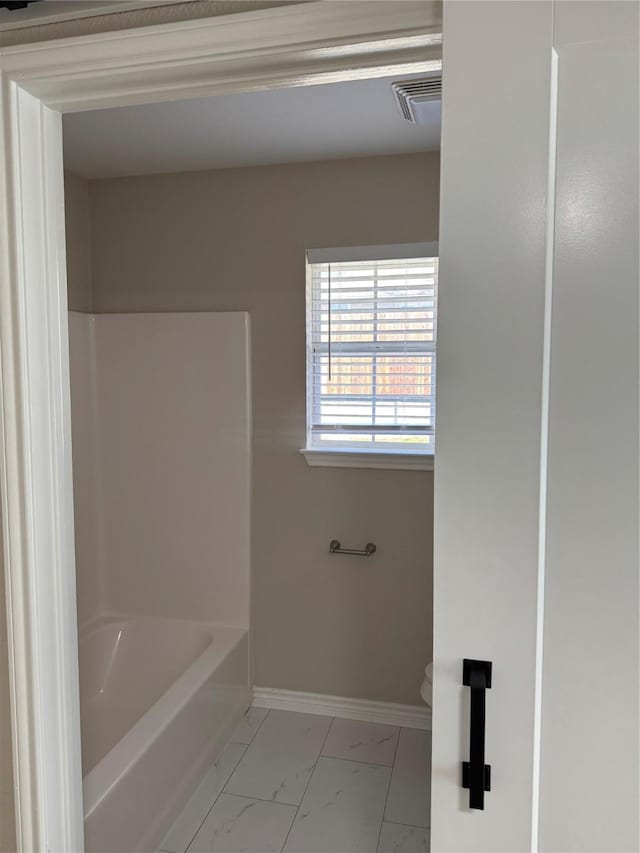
[310,425,434,434]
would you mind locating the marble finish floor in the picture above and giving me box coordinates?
[159,707,431,853]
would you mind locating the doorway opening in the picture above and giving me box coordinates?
[61,68,441,852]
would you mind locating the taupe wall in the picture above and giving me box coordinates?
[86,152,439,704]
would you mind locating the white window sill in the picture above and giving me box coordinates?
[300,448,434,471]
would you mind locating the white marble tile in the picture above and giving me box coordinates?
[384,728,431,828]
[377,822,430,853]
[322,718,399,767]
[186,794,296,853]
[229,707,268,745]
[160,743,247,853]
[283,756,390,853]
[224,709,332,805]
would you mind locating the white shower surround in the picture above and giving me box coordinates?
[68,311,252,850]
[69,311,252,627]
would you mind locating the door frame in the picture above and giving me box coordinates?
[0,3,442,850]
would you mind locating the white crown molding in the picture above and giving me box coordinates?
[0,1,442,112]
[253,687,432,730]
[0,1,167,33]
[0,2,299,47]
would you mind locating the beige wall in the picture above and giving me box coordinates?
[84,152,438,705]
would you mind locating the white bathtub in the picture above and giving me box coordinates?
[79,615,250,853]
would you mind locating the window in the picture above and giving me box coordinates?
[303,244,438,470]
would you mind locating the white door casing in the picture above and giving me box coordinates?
[0,85,85,853]
[433,1,638,851]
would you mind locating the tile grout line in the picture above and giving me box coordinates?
[319,753,397,770]
[278,715,337,853]
[164,710,427,853]
[174,707,266,853]
[181,707,272,850]
[227,705,271,750]
[384,818,431,831]
[376,726,403,852]
[218,708,273,801]
[248,705,271,742]
[182,742,248,853]
[178,707,270,853]
[223,790,301,808]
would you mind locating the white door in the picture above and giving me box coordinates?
[432,2,638,851]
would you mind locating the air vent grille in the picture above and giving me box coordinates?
[392,77,442,123]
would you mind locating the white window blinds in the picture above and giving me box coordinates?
[306,254,437,454]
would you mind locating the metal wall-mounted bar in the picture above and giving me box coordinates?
[329,539,376,557]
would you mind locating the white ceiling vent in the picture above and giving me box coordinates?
[392,77,442,125]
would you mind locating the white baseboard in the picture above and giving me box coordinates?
[253,687,431,731]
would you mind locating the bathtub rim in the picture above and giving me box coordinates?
[81,614,249,818]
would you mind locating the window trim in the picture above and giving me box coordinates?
[303,242,438,469]
[300,448,434,471]
[306,242,439,265]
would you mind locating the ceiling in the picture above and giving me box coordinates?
[62,74,441,179]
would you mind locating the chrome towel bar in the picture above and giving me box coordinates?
[329,539,376,557]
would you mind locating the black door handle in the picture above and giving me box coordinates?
[462,658,492,809]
